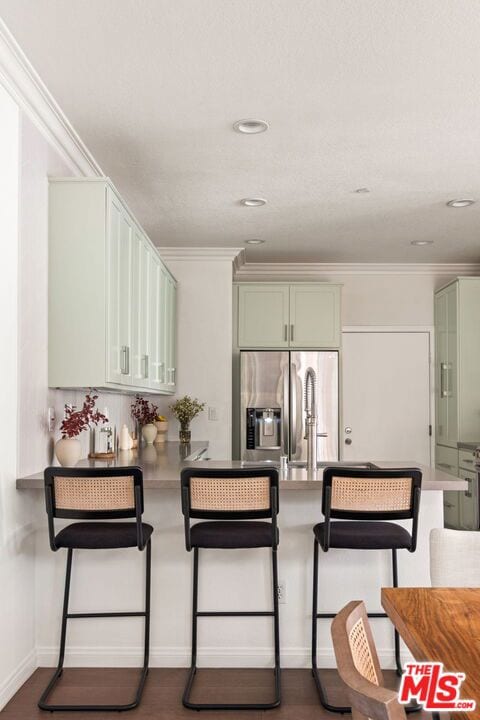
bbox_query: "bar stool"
[39,466,152,712]
[311,467,422,714]
[180,466,280,710]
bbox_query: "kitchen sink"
[240,460,379,470]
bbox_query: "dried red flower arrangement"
[60,392,108,439]
[131,395,159,426]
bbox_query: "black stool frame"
[39,466,151,713]
[312,467,422,715]
[181,466,280,711]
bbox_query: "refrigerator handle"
[291,363,297,457]
[282,365,289,455]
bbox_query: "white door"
[342,331,431,464]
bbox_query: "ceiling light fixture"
[240,197,267,207]
[411,240,434,246]
[354,187,370,193]
[446,199,475,208]
[245,238,265,245]
[233,119,269,134]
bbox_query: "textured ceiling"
[2,0,480,262]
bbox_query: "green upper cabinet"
[106,190,133,386]
[238,284,290,348]
[289,284,341,348]
[435,277,480,449]
[49,178,177,394]
[237,283,341,349]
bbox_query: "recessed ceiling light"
[446,199,475,208]
[245,238,265,245]
[233,119,269,134]
[411,240,434,246]
[240,197,267,207]
[354,187,370,193]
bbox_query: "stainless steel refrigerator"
[240,350,339,463]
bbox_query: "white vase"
[55,437,82,467]
[154,420,168,443]
[142,423,158,444]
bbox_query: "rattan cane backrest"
[53,475,135,512]
[190,476,271,512]
[331,476,412,513]
[348,616,379,685]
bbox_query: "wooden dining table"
[381,588,480,720]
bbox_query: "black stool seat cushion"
[55,521,153,549]
[314,521,412,550]
[190,521,277,549]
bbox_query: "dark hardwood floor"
[2,667,431,719]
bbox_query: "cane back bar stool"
[180,466,280,710]
[39,466,153,712]
[332,601,407,720]
[312,467,422,714]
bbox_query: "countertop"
[17,441,467,491]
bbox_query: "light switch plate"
[208,406,217,421]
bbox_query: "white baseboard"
[36,645,409,669]
[0,650,36,711]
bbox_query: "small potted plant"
[154,414,168,443]
[131,395,159,444]
[169,395,205,443]
[56,392,108,466]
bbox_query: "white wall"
[154,258,233,459]
[0,84,37,709]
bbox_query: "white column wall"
[153,258,234,460]
[0,85,37,709]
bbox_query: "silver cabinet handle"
[284,324,288,342]
[317,433,328,437]
[463,458,474,464]
[121,346,130,375]
[440,362,447,397]
[444,501,454,508]
[172,368,176,384]
[290,324,294,342]
[143,355,149,379]
[438,462,453,469]
[159,362,165,384]
[465,477,473,498]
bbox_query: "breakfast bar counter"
[16,441,467,491]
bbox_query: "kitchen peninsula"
[16,443,465,672]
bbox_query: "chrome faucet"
[304,367,318,471]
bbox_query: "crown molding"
[158,247,244,263]
[0,19,102,177]
[234,260,480,280]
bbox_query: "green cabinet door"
[132,228,151,388]
[106,191,133,386]
[435,291,448,445]
[289,284,341,348]
[238,284,290,348]
[164,274,177,392]
[446,284,458,446]
[435,283,458,448]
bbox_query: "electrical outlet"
[277,580,286,604]
[208,406,218,421]
[47,407,56,432]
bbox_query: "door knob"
[345,427,352,434]
[345,438,352,445]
